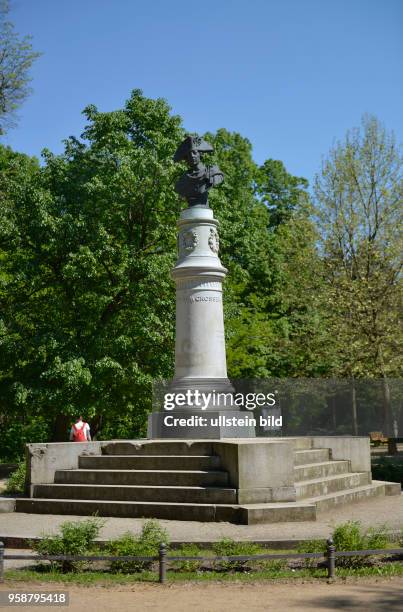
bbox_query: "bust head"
[173,133,223,208]
[186,147,201,169]
[174,134,213,168]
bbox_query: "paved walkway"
[0,494,402,544]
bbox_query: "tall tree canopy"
[314,115,402,432]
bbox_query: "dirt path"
[1,578,402,611]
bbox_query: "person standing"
[69,416,91,442]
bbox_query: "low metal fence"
[0,539,402,584]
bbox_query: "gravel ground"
[0,494,402,545]
[1,577,403,611]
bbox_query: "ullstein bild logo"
[163,390,278,411]
[163,414,283,427]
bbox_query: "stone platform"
[13,437,400,524]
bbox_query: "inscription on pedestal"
[178,295,222,303]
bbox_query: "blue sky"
[3,0,403,185]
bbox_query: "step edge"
[306,483,385,503]
[34,484,236,491]
[80,455,216,459]
[295,472,368,486]
[294,460,349,469]
[16,498,241,509]
[55,468,227,474]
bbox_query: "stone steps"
[78,454,221,471]
[17,438,400,524]
[14,497,317,524]
[294,460,350,482]
[241,481,400,523]
[54,468,229,487]
[17,479,398,524]
[16,485,400,526]
[296,472,370,499]
[238,502,317,524]
[294,449,330,465]
[15,498,238,522]
[33,483,237,504]
[309,481,395,511]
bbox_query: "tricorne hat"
[173,134,214,162]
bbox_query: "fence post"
[0,541,4,583]
[159,543,167,584]
[326,537,336,582]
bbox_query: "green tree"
[0,0,40,133]
[255,158,309,228]
[205,131,327,378]
[314,115,403,433]
[0,92,325,456]
[0,90,183,450]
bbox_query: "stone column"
[148,205,255,439]
[172,205,231,393]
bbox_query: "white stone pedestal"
[172,206,230,389]
[148,205,255,438]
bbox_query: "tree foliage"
[314,115,402,431]
[1,92,399,456]
[0,90,183,449]
[0,0,40,133]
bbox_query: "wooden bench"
[369,431,388,446]
[370,433,403,455]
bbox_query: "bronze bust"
[173,135,224,207]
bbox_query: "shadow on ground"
[306,583,403,610]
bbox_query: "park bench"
[369,431,388,446]
[369,432,403,455]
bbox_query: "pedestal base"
[148,410,256,439]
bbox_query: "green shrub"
[32,517,104,573]
[332,521,389,568]
[4,462,26,494]
[108,520,170,574]
[139,519,169,548]
[107,533,155,573]
[172,544,203,572]
[212,538,262,571]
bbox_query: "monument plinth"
[148,135,254,438]
[172,205,230,392]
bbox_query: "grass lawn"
[5,562,403,585]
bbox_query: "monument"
[148,135,255,438]
[18,134,400,523]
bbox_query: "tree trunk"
[351,377,358,435]
[379,348,393,437]
[382,376,392,437]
